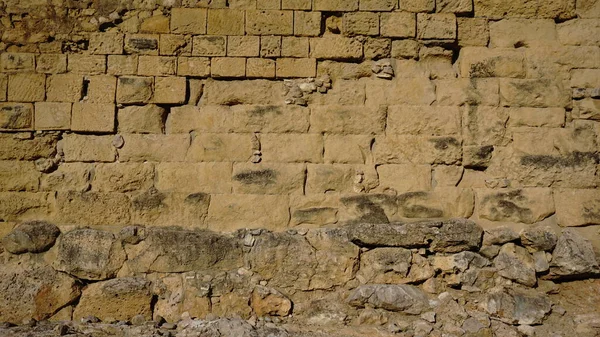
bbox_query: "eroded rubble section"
[1,219,600,336]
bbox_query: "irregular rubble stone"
[494,243,537,287]
[483,226,519,246]
[1,220,60,254]
[251,286,292,317]
[73,277,152,322]
[347,284,430,314]
[482,287,552,325]
[357,247,412,284]
[53,228,126,281]
[478,189,555,224]
[549,229,600,279]
[0,260,81,324]
[520,226,558,252]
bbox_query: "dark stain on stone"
[582,204,600,222]
[341,194,391,224]
[475,145,494,159]
[482,189,534,222]
[128,38,158,50]
[133,189,166,210]
[184,193,210,205]
[234,169,277,186]
[293,207,337,223]
[430,137,460,150]
[520,152,600,169]
[249,105,282,116]
[397,192,444,218]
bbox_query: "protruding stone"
[347,284,430,314]
[1,220,60,254]
[520,226,558,252]
[549,229,600,279]
[482,287,552,325]
[494,243,537,287]
[251,286,292,317]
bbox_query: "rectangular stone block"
[85,75,117,103]
[232,162,305,194]
[476,188,554,224]
[171,8,207,34]
[308,78,366,105]
[46,74,83,102]
[314,0,358,11]
[40,162,92,192]
[206,194,290,231]
[436,0,472,13]
[557,19,600,46]
[462,106,509,146]
[186,133,254,162]
[260,36,282,57]
[473,0,536,19]
[342,12,380,36]
[499,79,570,108]
[71,103,115,133]
[281,37,309,57]
[525,46,600,80]
[310,36,363,60]
[228,0,257,8]
[67,54,106,74]
[554,189,600,227]
[388,105,460,136]
[227,36,260,57]
[34,102,71,130]
[156,162,232,193]
[62,134,116,162]
[0,75,6,101]
[0,192,53,221]
[138,56,176,76]
[417,13,456,40]
[36,54,67,73]
[232,105,309,132]
[118,134,190,162]
[258,0,280,9]
[507,107,565,127]
[457,18,489,46]
[8,73,45,102]
[276,58,316,78]
[246,10,294,35]
[400,0,434,12]
[324,135,373,164]
[193,36,227,56]
[89,33,125,54]
[365,77,436,105]
[0,161,39,191]
[289,194,340,226]
[0,53,35,72]
[391,40,420,58]
[116,76,154,104]
[153,77,187,104]
[261,133,323,163]
[283,0,311,9]
[0,103,32,130]
[140,15,170,33]
[108,55,138,75]
[167,105,233,133]
[360,0,396,10]
[160,34,192,56]
[247,58,275,78]
[56,191,131,226]
[125,34,159,55]
[376,164,432,193]
[571,69,600,88]
[207,9,245,35]
[202,79,284,105]
[305,164,377,194]
[373,135,462,164]
[211,57,246,77]
[457,47,525,78]
[490,19,557,48]
[178,57,211,77]
[294,11,322,36]
[311,105,386,134]
[380,12,416,37]
[93,163,155,193]
[435,78,499,106]
[118,105,165,134]
[131,191,211,228]
[0,133,58,161]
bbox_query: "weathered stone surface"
[251,286,292,317]
[0,261,81,324]
[549,229,600,278]
[124,227,242,273]
[346,218,482,253]
[483,226,519,246]
[499,79,570,108]
[357,247,412,284]
[478,189,555,224]
[373,135,462,165]
[0,103,33,130]
[93,163,154,193]
[0,133,58,160]
[311,105,386,135]
[0,192,54,221]
[483,287,552,325]
[347,284,429,314]
[554,189,600,227]
[387,105,460,136]
[54,228,126,280]
[494,243,537,286]
[207,194,290,232]
[151,273,211,322]
[202,79,284,105]
[0,160,40,192]
[73,277,152,322]
[489,19,557,48]
[56,191,131,226]
[520,226,558,252]
[232,163,305,195]
[1,220,60,254]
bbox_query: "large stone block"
[499,79,570,108]
[310,105,386,134]
[376,164,432,193]
[93,163,154,193]
[137,56,176,76]
[507,107,565,127]
[118,134,190,162]
[557,19,600,46]
[233,105,310,132]
[89,33,124,55]
[166,105,231,133]
[457,18,489,46]
[388,105,460,136]
[289,194,340,226]
[156,162,232,193]
[342,12,379,36]
[71,103,115,133]
[118,105,165,134]
[310,36,363,60]
[187,133,253,162]
[107,55,138,75]
[347,284,429,314]
[131,191,211,227]
[462,106,510,146]
[360,0,396,10]
[62,134,116,162]
[435,78,499,106]
[171,8,207,34]
[0,192,53,221]
[46,73,83,102]
[8,73,45,102]
[0,133,58,160]
[67,55,106,74]
[306,164,378,194]
[247,10,294,35]
[207,9,245,35]
[380,12,416,38]
[40,163,92,192]
[0,161,40,191]
[177,57,211,77]
[206,194,290,231]
[261,133,323,163]
[228,36,260,57]
[124,34,159,55]
[56,191,131,226]
[116,76,154,104]
[0,102,32,130]
[489,19,557,48]
[211,57,246,77]
[554,189,600,227]
[276,58,316,78]
[458,47,525,78]
[417,13,456,40]
[314,0,358,11]
[294,11,322,36]
[202,79,284,105]
[232,162,305,194]
[0,53,35,72]
[373,135,462,165]
[365,78,436,105]
[324,135,373,164]
[477,188,555,224]
[153,77,186,104]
